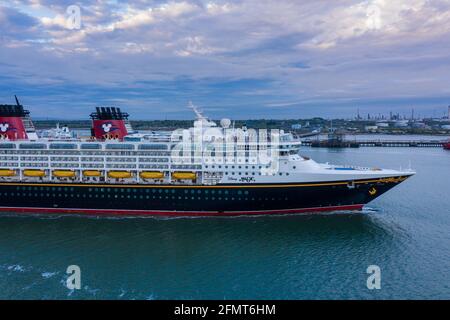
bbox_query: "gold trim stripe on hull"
[0,176,409,189]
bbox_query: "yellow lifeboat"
[140,171,164,179]
[108,171,132,179]
[0,169,16,177]
[23,169,46,177]
[83,170,102,177]
[172,172,197,180]
[53,170,76,178]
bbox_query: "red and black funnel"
[0,97,29,140]
[90,107,129,140]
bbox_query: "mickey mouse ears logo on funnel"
[98,122,120,139]
[0,122,16,139]
[102,123,113,133]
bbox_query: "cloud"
[0,0,449,119]
[0,5,39,38]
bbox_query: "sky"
[0,0,450,120]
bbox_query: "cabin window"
[19,143,46,149]
[106,144,135,150]
[138,144,167,150]
[0,143,15,149]
[50,143,77,149]
[81,144,101,150]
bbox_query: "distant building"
[365,125,378,132]
[291,124,302,130]
[441,124,450,130]
[376,122,389,128]
[411,122,426,129]
[394,120,409,128]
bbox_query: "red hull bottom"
[0,204,364,217]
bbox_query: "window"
[106,144,135,150]
[49,143,77,149]
[81,143,101,150]
[19,143,46,149]
[0,143,15,149]
[138,144,168,150]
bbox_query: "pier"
[301,139,446,148]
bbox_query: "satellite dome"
[220,118,231,128]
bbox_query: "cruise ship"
[0,98,414,217]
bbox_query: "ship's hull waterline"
[0,175,410,217]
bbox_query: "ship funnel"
[0,96,31,140]
[90,106,130,140]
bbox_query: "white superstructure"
[0,107,413,185]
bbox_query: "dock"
[301,139,446,147]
